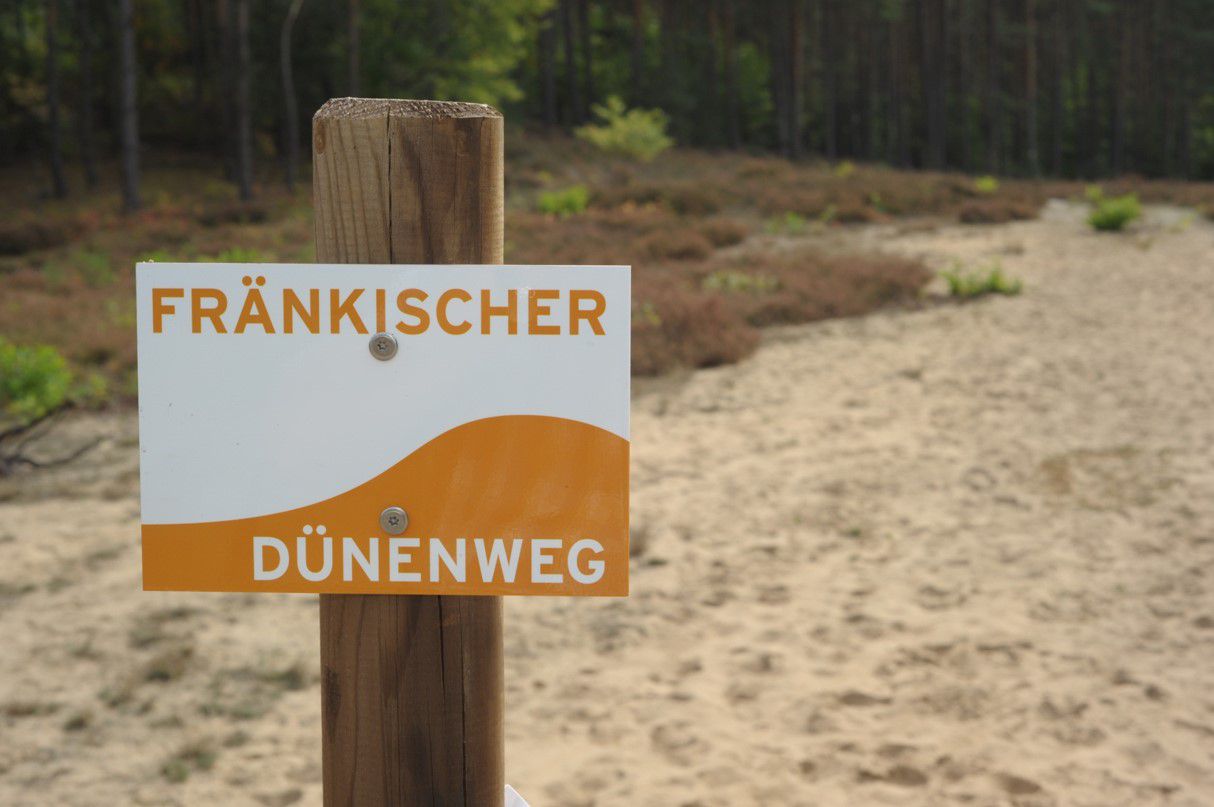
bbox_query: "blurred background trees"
[4,0,1214,210]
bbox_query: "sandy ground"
[1,202,1213,806]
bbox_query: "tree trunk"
[578,0,594,111]
[722,0,740,147]
[235,0,253,200]
[630,0,645,105]
[770,5,790,156]
[539,11,558,126]
[789,0,804,159]
[280,0,304,192]
[348,0,360,95]
[46,0,67,198]
[561,0,582,123]
[919,0,947,169]
[822,0,836,160]
[76,0,98,187]
[116,0,140,212]
[217,0,236,181]
[1111,2,1127,175]
[1025,0,1039,175]
[985,0,1000,172]
[1050,0,1065,175]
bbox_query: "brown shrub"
[591,182,664,209]
[659,183,723,216]
[591,181,721,216]
[196,200,270,227]
[701,250,931,327]
[833,202,885,224]
[0,219,78,256]
[698,218,749,247]
[756,186,831,217]
[957,199,1039,224]
[638,228,713,260]
[632,278,759,375]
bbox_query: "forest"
[4,0,1214,213]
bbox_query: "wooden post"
[312,98,505,806]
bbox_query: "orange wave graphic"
[142,415,628,596]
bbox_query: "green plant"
[0,339,72,425]
[1088,193,1141,231]
[833,160,856,178]
[941,261,1023,298]
[702,270,780,294]
[537,185,590,217]
[575,96,674,161]
[765,211,808,235]
[974,175,1000,194]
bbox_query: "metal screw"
[369,332,398,361]
[379,506,408,535]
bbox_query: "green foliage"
[361,0,553,106]
[974,175,1000,194]
[536,185,589,217]
[702,270,779,295]
[1088,193,1142,232]
[0,339,72,425]
[575,96,674,162]
[765,211,808,235]
[941,261,1023,299]
[833,160,856,178]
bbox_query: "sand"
[1,201,1213,806]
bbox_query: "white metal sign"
[136,263,630,596]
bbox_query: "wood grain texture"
[313,97,505,807]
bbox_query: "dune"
[1,202,1212,806]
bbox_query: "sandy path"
[1,202,1212,806]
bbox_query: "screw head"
[369,332,398,361]
[379,506,408,535]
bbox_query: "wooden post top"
[314,97,502,120]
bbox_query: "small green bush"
[765,211,808,235]
[833,160,856,179]
[941,261,1023,299]
[1088,193,1141,232]
[974,175,1000,195]
[537,185,590,217]
[0,339,73,424]
[575,96,674,162]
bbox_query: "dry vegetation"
[4,134,1214,398]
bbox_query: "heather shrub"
[698,218,749,247]
[196,200,269,227]
[706,251,931,327]
[638,229,713,260]
[958,199,1038,224]
[631,279,758,375]
[0,219,77,256]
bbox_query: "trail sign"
[137,262,630,596]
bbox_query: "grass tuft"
[941,261,1023,298]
